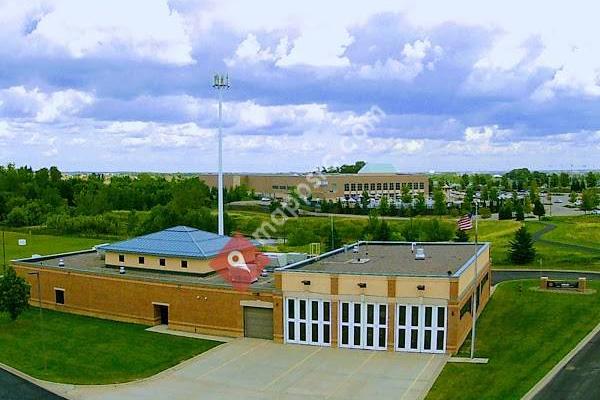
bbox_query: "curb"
[492,269,600,275]
[521,320,600,400]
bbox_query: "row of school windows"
[272,185,294,190]
[344,182,425,192]
[118,254,188,269]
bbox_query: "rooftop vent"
[415,248,425,260]
[349,258,370,264]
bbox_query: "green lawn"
[0,230,104,264]
[427,280,600,400]
[0,308,221,384]
[542,215,600,249]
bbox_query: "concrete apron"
[4,338,448,400]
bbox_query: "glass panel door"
[340,301,387,350]
[285,298,331,346]
[395,304,447,353]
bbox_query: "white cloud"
[225,34,290,66]
[5,0,194,65]
[357,39,442,81]
[0,86,94,122]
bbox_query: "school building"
[197,163,429,202]
[12,226,490,355]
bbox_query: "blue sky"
[0,0,599,173]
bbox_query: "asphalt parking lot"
[0,368,65,400]
[533,328,600,400]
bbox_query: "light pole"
[470,199,479,359]
[213,73,230,236]
[2,231,6,274]
[28,271,47,372]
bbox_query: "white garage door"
[396,304,446,353]
[339,301,388,350]
[285,298,331,346]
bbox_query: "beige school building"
[197,170,429,202]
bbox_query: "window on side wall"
[118,254,125,263]
[55,289,65,305]
[460,297,472,319]
[159,258,166,267]
[139,256,145,265]
[181,260,188,268]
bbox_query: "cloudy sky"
[1,0,599,173]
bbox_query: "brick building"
[13,227,490,355]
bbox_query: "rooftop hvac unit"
[415,248,425,260]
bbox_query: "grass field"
[0,230,104,264]
[427,280,600,400]
[0,308,221,384]
[542,216,600,249]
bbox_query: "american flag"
[457,214,473,230]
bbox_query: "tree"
[515,202,525,221]
[433,189,446,215]
[461,174,470,189]
[400,185,412,207]
[378,196,390,216]
[498,204,513,220]
[581,189,599,213]
[508,226,536,264]
[0,266,31,320]
[533,199,546,220]
[569,191,578,204]
[363,210,381,239]
[454,229,469,242]
[376,219,392,241]
[422,219,454,241]
[523,197,532,214]
[360,190,370,210]
[414,193,426,215]
[586,172,597,188]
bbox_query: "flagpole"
[470,200,479,359]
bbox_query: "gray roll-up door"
[244,307,273,339]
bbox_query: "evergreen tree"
[533,199,546,220]
[508,226,536,264]
[454,229,469,242]
[498,203,513,220]
[515,202,525,221]
[376,219,392,241]
[0,266,31,320]
[433,189,446,215]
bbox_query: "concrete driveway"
[49,339,447,400]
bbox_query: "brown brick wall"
[15,264,277,339]
[446,261,492,354]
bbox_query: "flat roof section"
[15,251,275,291]
[288,242,488,277]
